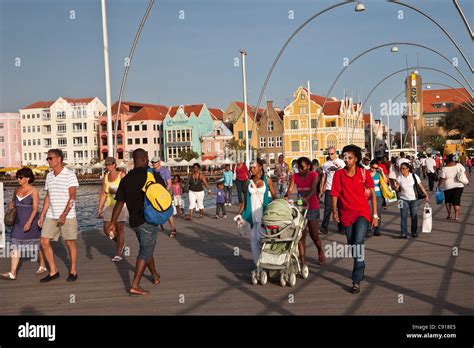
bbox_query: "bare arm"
[319,173,327,197]
[305,174,319,204]
[201,173,211,193]
[284,178,295,199]
[97,176,108,217]
[331,196,339,222]
[38,192,49,227]
[267,176,277,199]
[24,189,39,231]
[166,179,172,191]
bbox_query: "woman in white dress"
[236,159,276,264]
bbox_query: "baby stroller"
[251,199,309,287]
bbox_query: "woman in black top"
[186,163,212,220]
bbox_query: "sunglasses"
[371,166,378,169]
[151,161,158,164]
[329,152,335,155]
[16,176,25,180]
[46,156,57,161]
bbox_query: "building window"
[33,153,36,160]
[276,136,282,147]
[57,111,66,119]
[128,139,133,145]
[102,138,107,146]
[27,114,30,119]
[0,123,3,129]
[142,138,148,144]
[206,142,211,153]
[127,125,132,132]
[267,121,274,131]
[291,120,298,129]
[311,119,317,128]
[58,138,67,146]
[27,126,31,133]
[291,141,300,152]
[142,124,147,131]
[32,139,36,146]
[118,151,123,159]
[57,124,67,133]
[23,140,26,146]
[238,131,243,139]
[117,136,123,145]
[1,149,5,157]
[135,138,140,144]
[37,125,40,132]
[312,139,318,151]
[326,136,337,149]
[134,125,139,131]
[0,136,4,142]
[268,137,274,148]
[23,127,26,133]
[260,137,266,148]
[28,140,31,146]
[300,106,307,115]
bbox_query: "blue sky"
[0,0,472,131]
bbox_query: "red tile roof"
[103,101,169,119]
[168,104,204,118]
[62,97,95,105]
[21,100,56,109]
[126,106,167,122]
[302,88,344,115]
[209,108,224,120]
[422,88,473,114]
[234,101,264,121]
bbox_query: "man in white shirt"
[420,155,427,179]
[425,155,437,191]
[38,149,79,283]
[319,147,345,233]
[396,152,410,169]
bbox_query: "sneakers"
[319,227,328,234]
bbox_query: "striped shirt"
[45,167,79,219]
[371,171,382,197]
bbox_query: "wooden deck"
[1,179,473,315]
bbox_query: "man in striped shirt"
[38,149,79,283]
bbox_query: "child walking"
[172,175,184,217]
[216,182,227,218]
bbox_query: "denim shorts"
[306,209,320,221]
[132,222,159,262]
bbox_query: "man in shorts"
[107,149,166,295]
[38,149,79,283]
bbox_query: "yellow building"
[232,102,263,149]
[283,86,365,164]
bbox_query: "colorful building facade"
[283,86,365,164]
[0,113,22,168]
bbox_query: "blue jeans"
[224,185,232,204]
[344,216,368,284]
[367,196,383,235]
[278,182,288,198]
[400,199,421,236]
[132,222,159,262]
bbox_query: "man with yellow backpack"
[107,148,172,296]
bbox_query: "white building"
[19,97,106,166]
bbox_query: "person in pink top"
[284,157,325,266]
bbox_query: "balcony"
[73,129,84,133]
[44,144,52,148]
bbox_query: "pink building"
[201,121,234,161]
[0,113,22,168]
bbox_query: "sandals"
[129,288,150,296]
[36,266,48,275]
[350,283,360,294]
[111,256,123,262]
[152,273,161,285]
[0,272,16,280]
[170,229,177,238]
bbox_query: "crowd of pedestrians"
[2,146,471,296]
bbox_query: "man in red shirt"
[331,145,379,294]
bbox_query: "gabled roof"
[168,104,205,118]
[202,121,233,137]
[301,87,351,115]
[422,88,473,114]
[209,108,224,120]
[21,97,96,110]
[126,106,167,122]
[234,101,264,118]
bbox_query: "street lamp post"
[240,49,250,168]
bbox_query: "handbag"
[361,168,371,200]
[422,203,432,233]
[455,165,469,185]
[435,188,444,205]
[412,173,426,200]
[4,205,17,226]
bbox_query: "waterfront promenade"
[1,182,473,315]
